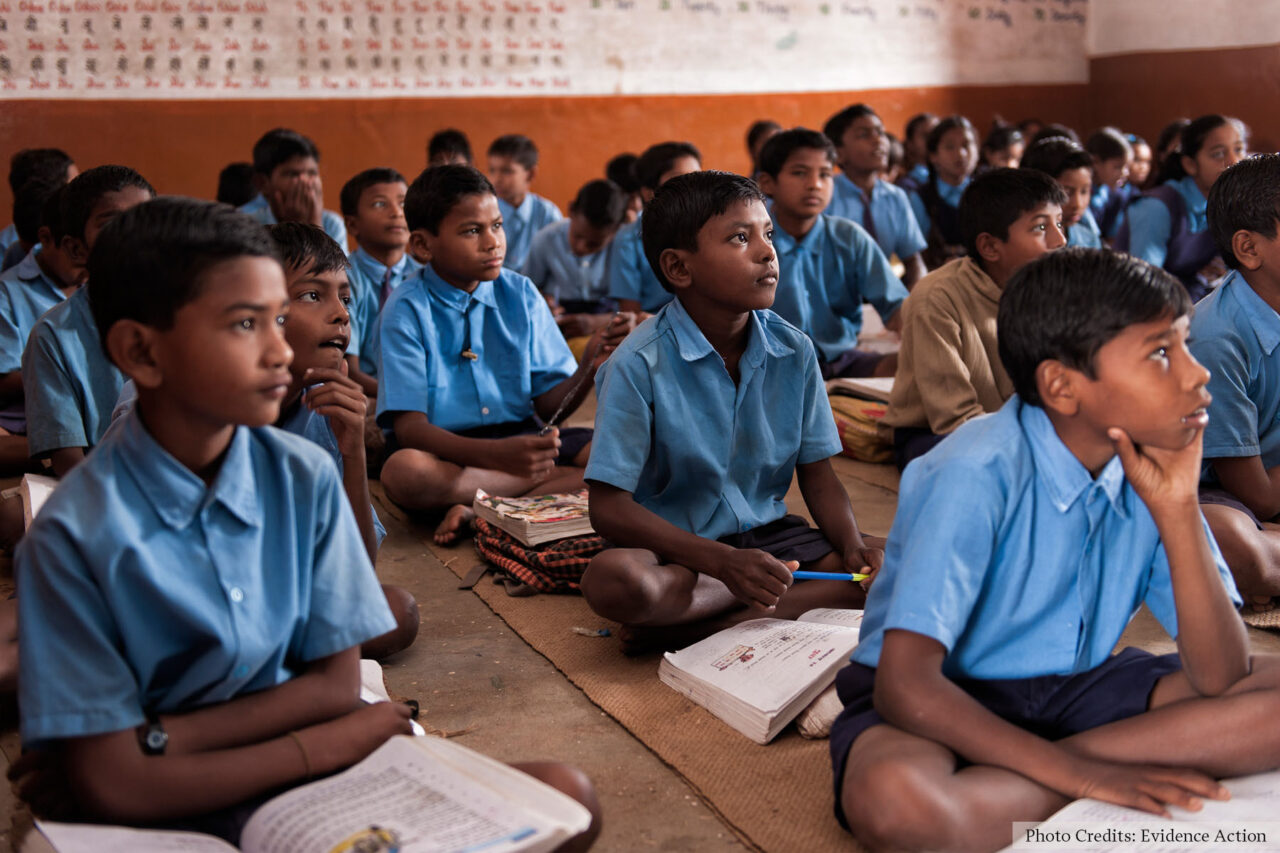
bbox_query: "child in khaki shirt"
[885,169,1066,469]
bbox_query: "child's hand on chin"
[1108,425,1204,515]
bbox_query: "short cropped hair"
[216,162,256,207]
[339,167,408,217]
[570,180,627,229]
[87,197,280,361]
[823,104,878,150]
[982,122,1024,155]
[746,120,781,153]
[605,153,640,194]
[252,128,321,177]
[8,148,74,195]
[60,165,155,242]
[998,247,1190,407]
[1085,127,1133,165]
[404,165,495,235]
[960,168,1067,261]
[428,129,473,165]
[1020,138,1093,180]
[40,185,69,244]
[635,142,702,192]
[267,222,351,277]
[13,179,63,246]
[487,134,538,171]
[1207,153,1280,270]
[756,128,836,179]
[641,170,766,292]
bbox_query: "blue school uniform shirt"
[0,247,70,373]
[908,176,968,235]
[1067,208,1103,249]
[376,265,577,433]
[522,219,609,304]
[0,223,18,255]
[606,212,672,313]
[1189,270,1280,479]
[345,248,422,378]
[585,297,842,541]
[827,173,928,262]
[1125,176,1207,270]
[16,407,395,747]
[498,192,563,272]
[238,193,349,249]
[22,286,124,457]
[852,396,1240,680]
[770,214,907,362]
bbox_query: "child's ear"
[755,173,777,198]
[1232,230,1264,271]
[407,230,431,264]
[975,232,1001,265]
[106,320,163,390]
[61,235,89,267]
[526,164,538,184]
[1036,359,1080,417]
[659,248,693,291]
[344,214,359,235]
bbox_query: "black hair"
[339,167,408,217]
[1084,127,1133,165]
[886,132,904,171]
[635,142,702,192]
[267,222,351,276]
[1155,114,1248,185]
[823,104,879,150]
[40,184,68,244]
[251,128,321,177]
[746,120,782,155]
[8,148,74,195]
[1155,119,1190,160]
[428,128,473,165]
[756,128,836,179]
[982,121,1024,158]
[487,134,538,171]
[959,168,1067,261]
[570,179,627,229]
[60,165,155,242]
[216,162,256,207]
[998,247,1190,407]
[87,197,281,361]
[404,165,495,234]
[1029,123,1081,147]
[13,178,63,246]
[904,112,937,142]
[641,170,766,292]
[605,153,641,194]
[925,116,976,183]
[1020,138,1094,180]
[1206,153,1280,271]
[1017,118,1045,136]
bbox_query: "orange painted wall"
[0,84,1087,221]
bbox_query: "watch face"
[145,727,167,752]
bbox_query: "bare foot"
[433,504,475,546]
[1248,594,1277,613]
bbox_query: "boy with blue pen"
[581,171,880,652]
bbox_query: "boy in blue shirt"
[239,128,348,248]
[1021,137,1104,249]
[1,148,77,266]
[338,167,420,398]
[23,165,154,476]
[377,165,633,545]
[524,178,628,343]
[268,222,419,660]
[606,141,702,315]
[831,247,1278,852]
[756,128,906,379]
[487,134,562,271]
[823,105,928,288]
[582,171,879,649]
[1190,154,1280,611]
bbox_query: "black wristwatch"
[136,712,168,756]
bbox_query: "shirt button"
[229,587,245,603]
[481,407,490,415]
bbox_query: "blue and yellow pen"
[792,570,870,582]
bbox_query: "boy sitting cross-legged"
[581,171,880,651]
[831,247,1280,853]
[376,165,633,544]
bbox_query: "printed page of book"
[36,821,238,853]
[797,609,865,629]
[21,474,58,529]
[240,735,590,853]
[661,618,860,715]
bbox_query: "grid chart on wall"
[0,0,1087,100]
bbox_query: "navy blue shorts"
[828,647,1183,829]
[1200,487,1265,530]
[716,513,835,567]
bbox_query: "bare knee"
[1204,505,1280,595]
[844,759,965,852]
[380,450,450,510]
[580,550,660,623]
[511,761,600,852]
[360,584,420,661]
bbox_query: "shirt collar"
[935,176,968,208]
[770,214,826,257]
[350,247,409,280]
[119,407,262,530]
[13,248,64,298]
[664,298,794,367]
[1019,399,1128,516]
[1176,176,1208,217]
[1223,270,1280,355]
[506,195,534,224]
[423,264,498,310]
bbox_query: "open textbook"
[659,608,863,744]
[33,734,592,853]
[1002,769,1280,852]
[826,376,894,403]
